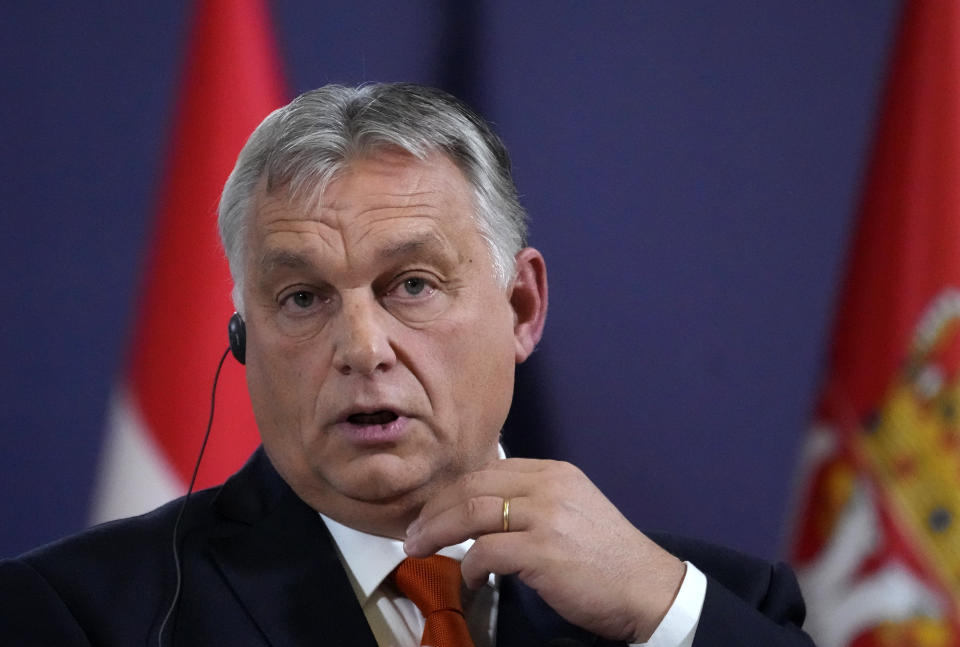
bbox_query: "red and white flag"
[791,2,960,646]
[91,0,286,522]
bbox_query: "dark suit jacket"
[0,448,814,646]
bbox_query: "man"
[0,83,814,646]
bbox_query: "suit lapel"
[207,449,378,647]
[203,449,617,647]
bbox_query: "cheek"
[427,305,517,433]
[245,329,330,431]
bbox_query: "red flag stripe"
[126,0,286,490]
[822,1,960,428]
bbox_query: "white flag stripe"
[90,387,184,524]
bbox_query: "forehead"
[326,149,472,204]
[247,150,488,273]
[256,150,477,234]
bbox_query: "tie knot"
[392,555,464,615]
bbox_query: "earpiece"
[158,314,247,644]
[158,345,231,646]
[228,312,246,364]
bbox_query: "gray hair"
[218,82,528,313]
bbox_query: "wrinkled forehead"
[241,153,502,289]
[253,148,479,228]
[264,142,470,202]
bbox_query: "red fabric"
[820,0,960,429]
[127,0,286,488]
[792,2,960,644]
[393,556,475,647]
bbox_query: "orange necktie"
[392,555,476,647]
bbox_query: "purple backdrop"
[0,1,899,560]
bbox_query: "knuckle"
[469,534,492,559]
[543,459,573,480]
[546,460,587,492]
[463,496,485,524]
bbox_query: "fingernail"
[404,534,423,554]
[406,517,421,537]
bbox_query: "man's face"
[242,150,525,536]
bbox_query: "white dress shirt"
[319,513,705,647]
[321,513,499,647]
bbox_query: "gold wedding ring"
[502,497,511,532]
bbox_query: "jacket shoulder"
[14,486,219,570]
[0,488,221,645]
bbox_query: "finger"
[411,468,536,533]
[404,495,531,558]
[484,457,553,473]
[460,531,537,589]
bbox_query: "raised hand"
[403,458,686,642]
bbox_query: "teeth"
[348,411,398,425]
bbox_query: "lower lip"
[336,416,410,446]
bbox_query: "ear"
[509,247,548,363]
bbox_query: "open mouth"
[347,410,399,425]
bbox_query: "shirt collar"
[320,513,478,602]
[319,444,506,602]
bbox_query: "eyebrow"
[258,233,452,275]
[259,249,311,275]
[379,236,431,259]
[375,233,456,266]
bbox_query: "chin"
[326,454,436,504]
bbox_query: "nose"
[331,295,397,376]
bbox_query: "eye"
[279,288,325,315]
[386,274,437,301]
[402,277,427,296]
[290,291,314,308]
[383,273,447,321]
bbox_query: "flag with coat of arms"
[790,2,960,645]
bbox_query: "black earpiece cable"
[156,346,231,647]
